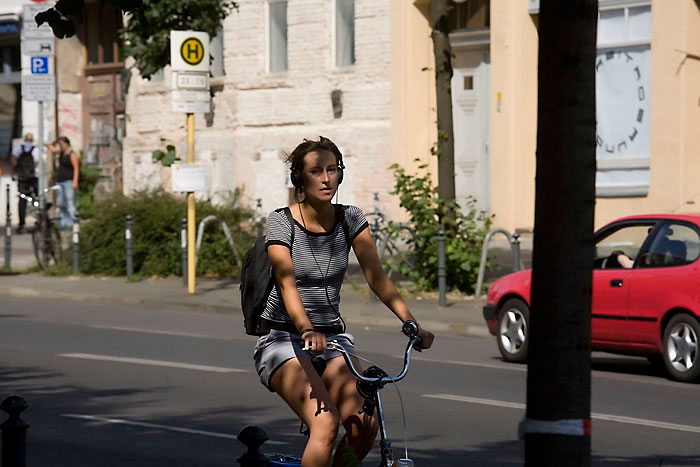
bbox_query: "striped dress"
[261,204,369,328]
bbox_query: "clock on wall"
[595,48,651,159]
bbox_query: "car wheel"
[662,314,700,382]
[497,298,529,363]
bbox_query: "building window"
[84,2,123,67]
[595,3,651,197]
[449,0,490,31]
[334,0,355,67]
[268,0,288,73]
[210,28,225,77]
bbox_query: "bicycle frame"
[327,320,422,467]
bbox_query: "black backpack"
[15,146,35,180]
[240,204,351,336]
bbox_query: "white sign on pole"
[22,75,56,101]
[22,4,54,39]
[175,72,209,90]
[170,31,211,113]
[172,165,210,192]
[170,31,210,72]
[172,101,211,113]
[23,37,55,56]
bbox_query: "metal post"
[72,212,80,274]
[369,192,380,302]
[186,113,196,294]
[255,198,263,238]
[4,184,11,269]
[511,232,522,272]
[181,217,188,287]
[236,425,271,466]
[125,215,133,280]
[1,395,30,467]
[437,228,447,307]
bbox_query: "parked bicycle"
[18,185,63,269]
[363,193,417,277]
[263,321,423,467]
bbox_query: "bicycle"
[18,185,64,269]
[261,321,423,467]
[363,193,417,278]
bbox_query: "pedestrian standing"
[46,136,79,229]
[10,133,39,234]
[253,136,434,466]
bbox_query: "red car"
[483,214,700,382]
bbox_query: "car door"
[592,221,657,342]
[627,221,700,346]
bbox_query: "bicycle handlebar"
[326,320,422,385]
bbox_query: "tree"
[429,0,456,208]
[34,0,238,80]
[524,1,598,465]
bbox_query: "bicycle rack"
[475,228,525,298]
[195,215,241,266]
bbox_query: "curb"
[0,286,492,339]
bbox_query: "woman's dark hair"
[56,136,70,146]
[285,136,344,192]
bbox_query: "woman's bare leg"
[270,357,341,467]
[322,356,379,466]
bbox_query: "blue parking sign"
[30,56,49,74]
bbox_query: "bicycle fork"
[374,391,395,467]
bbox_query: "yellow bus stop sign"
[180,37,204,66]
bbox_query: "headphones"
[290,158,345,191]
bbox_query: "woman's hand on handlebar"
[301,330,327,354]
[415,327,434,352]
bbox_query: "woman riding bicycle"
[253,136,434,467]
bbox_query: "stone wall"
[123,0,394,216]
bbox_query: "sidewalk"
[0,273,491,338]
[0,225,532,339]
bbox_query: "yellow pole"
[187,113,196,294]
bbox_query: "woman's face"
[300,150,340,202]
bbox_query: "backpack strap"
[334,204,352,250]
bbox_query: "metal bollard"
[236,425,270,466]
[369,192,380,303]
[4,184,11,270]
[125,215,133,280]
[72,212,80,274]
[511,232,522,272]
[181,217,188,287]
[255,198,263,238]
[1,395,30,467]
[437,228,447,307]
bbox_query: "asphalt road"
[1,296,699,466]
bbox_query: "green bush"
[77,165,100,214]
[79,189,255,278]
[383,161,492,295]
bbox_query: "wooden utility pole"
[524,1,598,465]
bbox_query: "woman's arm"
[71,152,80,189]
[353,228,434,349]
[267,244,327,352]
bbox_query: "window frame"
[594,1,651,198]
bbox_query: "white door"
[451,48,490,215]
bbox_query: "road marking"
[58,353,247,373]
[61,414,287,445]
[87,325,232,340]
[424,394,700,435]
